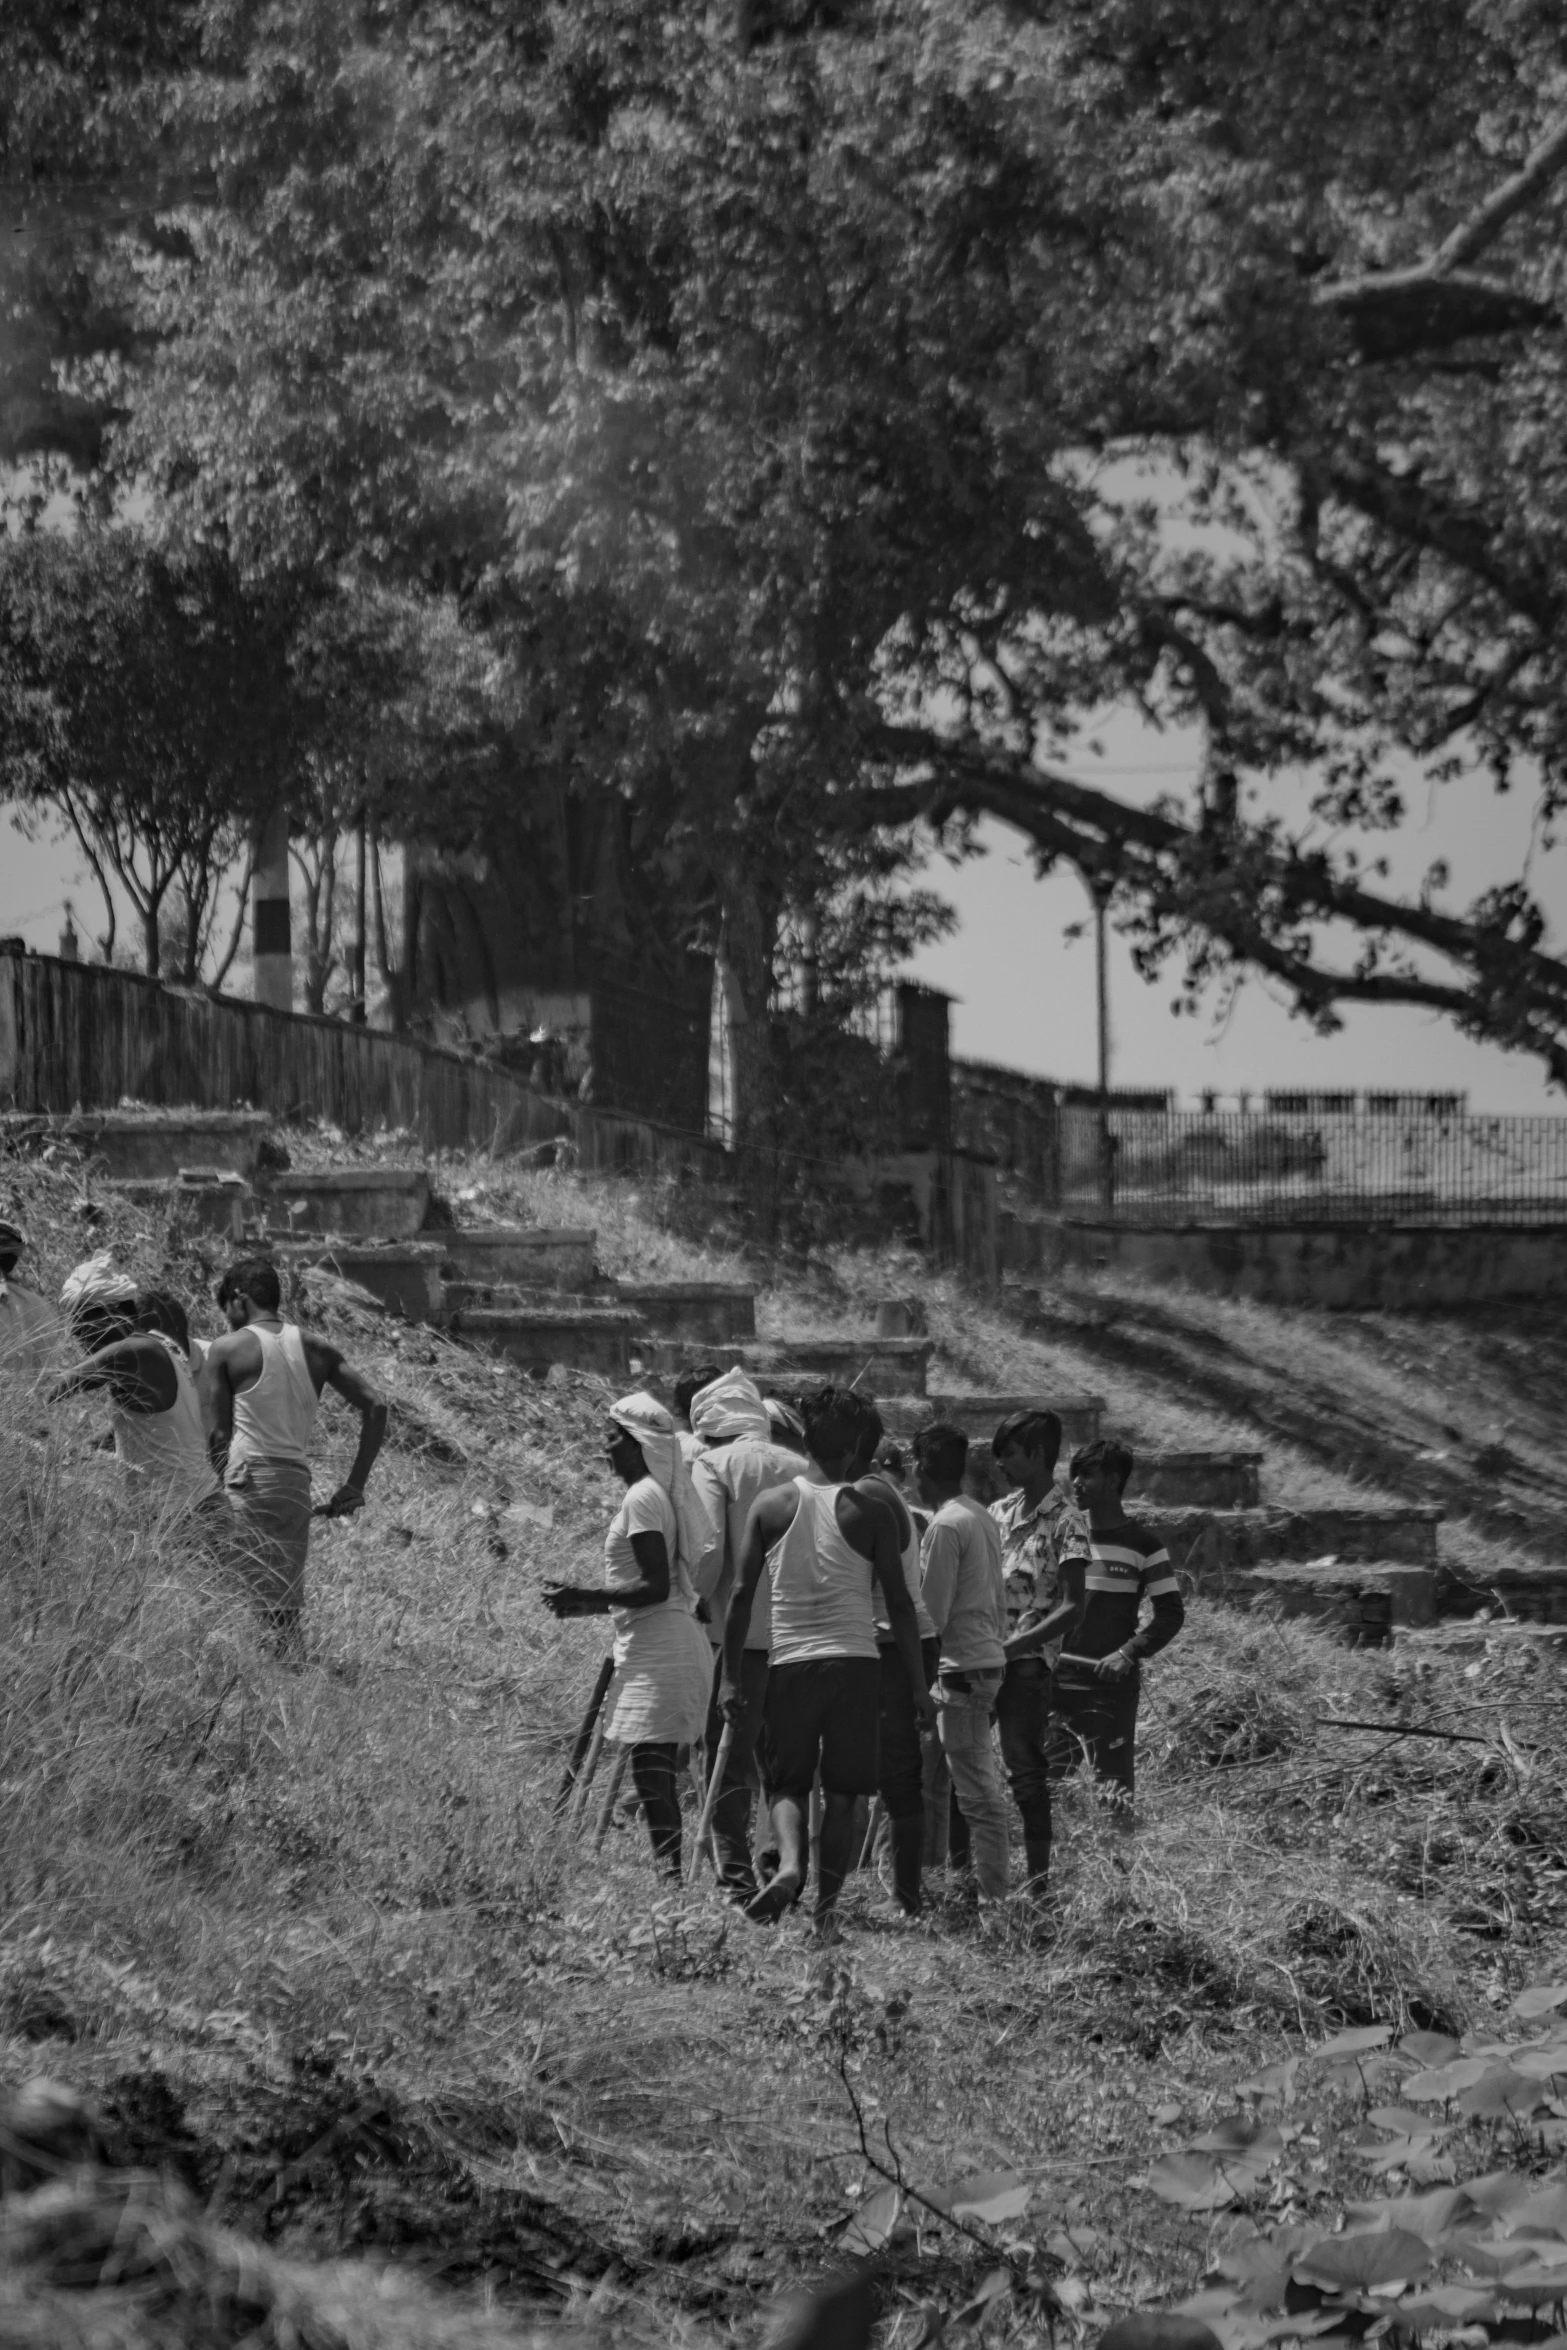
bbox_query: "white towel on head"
[608,1391,716,1592]
[690,1367,770,1446]
[60,1253,136,1312]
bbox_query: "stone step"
[1146,1502,1442,1578]
[878,1392,1106,1449]
[613,1281,757,1345]
[439,1226,597,1291]
[3,1109,270,1181]
[252,1167,431,1240]
[1238,1560,1436,1637]
[1442,1564,1567,1627]
[636,1336,933,1397]
[455,1304,640,1379]
[106,1175,250,1240]
[1129,1450,1263,1509]
[273,1240,448,1324]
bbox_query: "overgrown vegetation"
[3,1132,1567,2348]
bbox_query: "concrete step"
[272,1239,448,1324]
[637,1336,933,1397]
[440,1226,597,1291]
[1129,1450,1263,1509]
[455,1304,640,1379]
[1238,1559,1436,1636]
[613,1281,757,1345]
[3,1109,270,1181]
[1146,1502,1442,1578]
[879,1392,1106,1450]
[253,1167,431,1239]
[1441,1564,1567,1627]
[106,1174,250,1240]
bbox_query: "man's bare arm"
[197,1334,241,1468]
[722,1484,794,1710]
[850,1491,935,1730]
[310,1340,389,1513]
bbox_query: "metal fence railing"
[1045,1106,1567,1226]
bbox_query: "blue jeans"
[936,1668,1009,1899]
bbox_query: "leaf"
[1342,2188,1473,2243]
[1312,2025,1394,2061]
[1395,2286,1503,2328]
[1294,2229,1434,2294]
[953,2270,1012,2327]
[839,2184,901,2255]
[1190,2121,1286,2158]
[1511,2044,1567,2080]
[926,2171,1031,2227]
[1455,2065,1549,2120]
[1510,2186,1567,2242]
[1514,1986,1567,2020]
[1148,2152,1245,2211]
[1492,2266,1567,2307]
[1234,2058,1299,2106]
[1361,2133,1456,2178]
[1402,2056,1494,2101]
[1462,2172,1539,2219]
[1364,2108,1450,2139]
[1397,2031,1462,2067]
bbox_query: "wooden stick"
[687,1723,735,1883]
[556,1655,615,1815]
[591,1745,630,1852]
[566,1715,608,1836]
[1312,1715,1497,1746]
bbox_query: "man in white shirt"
[916,1422,1011,1906]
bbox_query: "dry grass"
[5,1132,1567,2346]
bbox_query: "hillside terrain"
[3,1124,1567,2349]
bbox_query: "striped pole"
[251,803,292,1010]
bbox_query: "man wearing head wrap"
[544,1392,717,1879]
[54,1278,223,1522]
[721,1387,935,1939]
[0,1219,64,1384]
[686,1371,815,1906]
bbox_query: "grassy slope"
[3,1133,1566,2346]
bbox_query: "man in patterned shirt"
[987,1410,1090,1896]
[1048,1436,1184,1820]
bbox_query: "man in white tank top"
[200,1257,388,1654]
[54,1283,223,1520]
[721,1387,934,1937]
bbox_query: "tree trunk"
[143,898,161,978]
[715,861,777,1159]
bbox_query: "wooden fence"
[0,946,731,1178]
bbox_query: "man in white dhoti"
[543,1392,715,1879]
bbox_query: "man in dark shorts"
[1049,1437,1184,1819]
[721,1387,934,1938]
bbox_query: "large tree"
[10,1,1567,1111]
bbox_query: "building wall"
[1003,1215,1567,1309]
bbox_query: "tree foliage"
[7,1,1567,1111]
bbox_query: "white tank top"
[113,1336,221,1510]
[863,1475,938,1642]
[766,1479,878,1668]
[231,1323,318,1467]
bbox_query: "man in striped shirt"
[1048,1438,1184,1818]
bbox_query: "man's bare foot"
[744,1869,802,1924]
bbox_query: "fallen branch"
[1312,1716,1497,1746]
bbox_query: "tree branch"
[1432,111,1567,275]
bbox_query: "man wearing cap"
[0,1218,63,1382]
[988,1409,1089,1898]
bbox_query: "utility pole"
[351,810,368,1024]
[1092,875,1115,1212]
[251,804,293,1011]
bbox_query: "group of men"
[668,1365,1185,1936]
[1,1227,387,1654]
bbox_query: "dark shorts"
[760,1656,881,1802]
